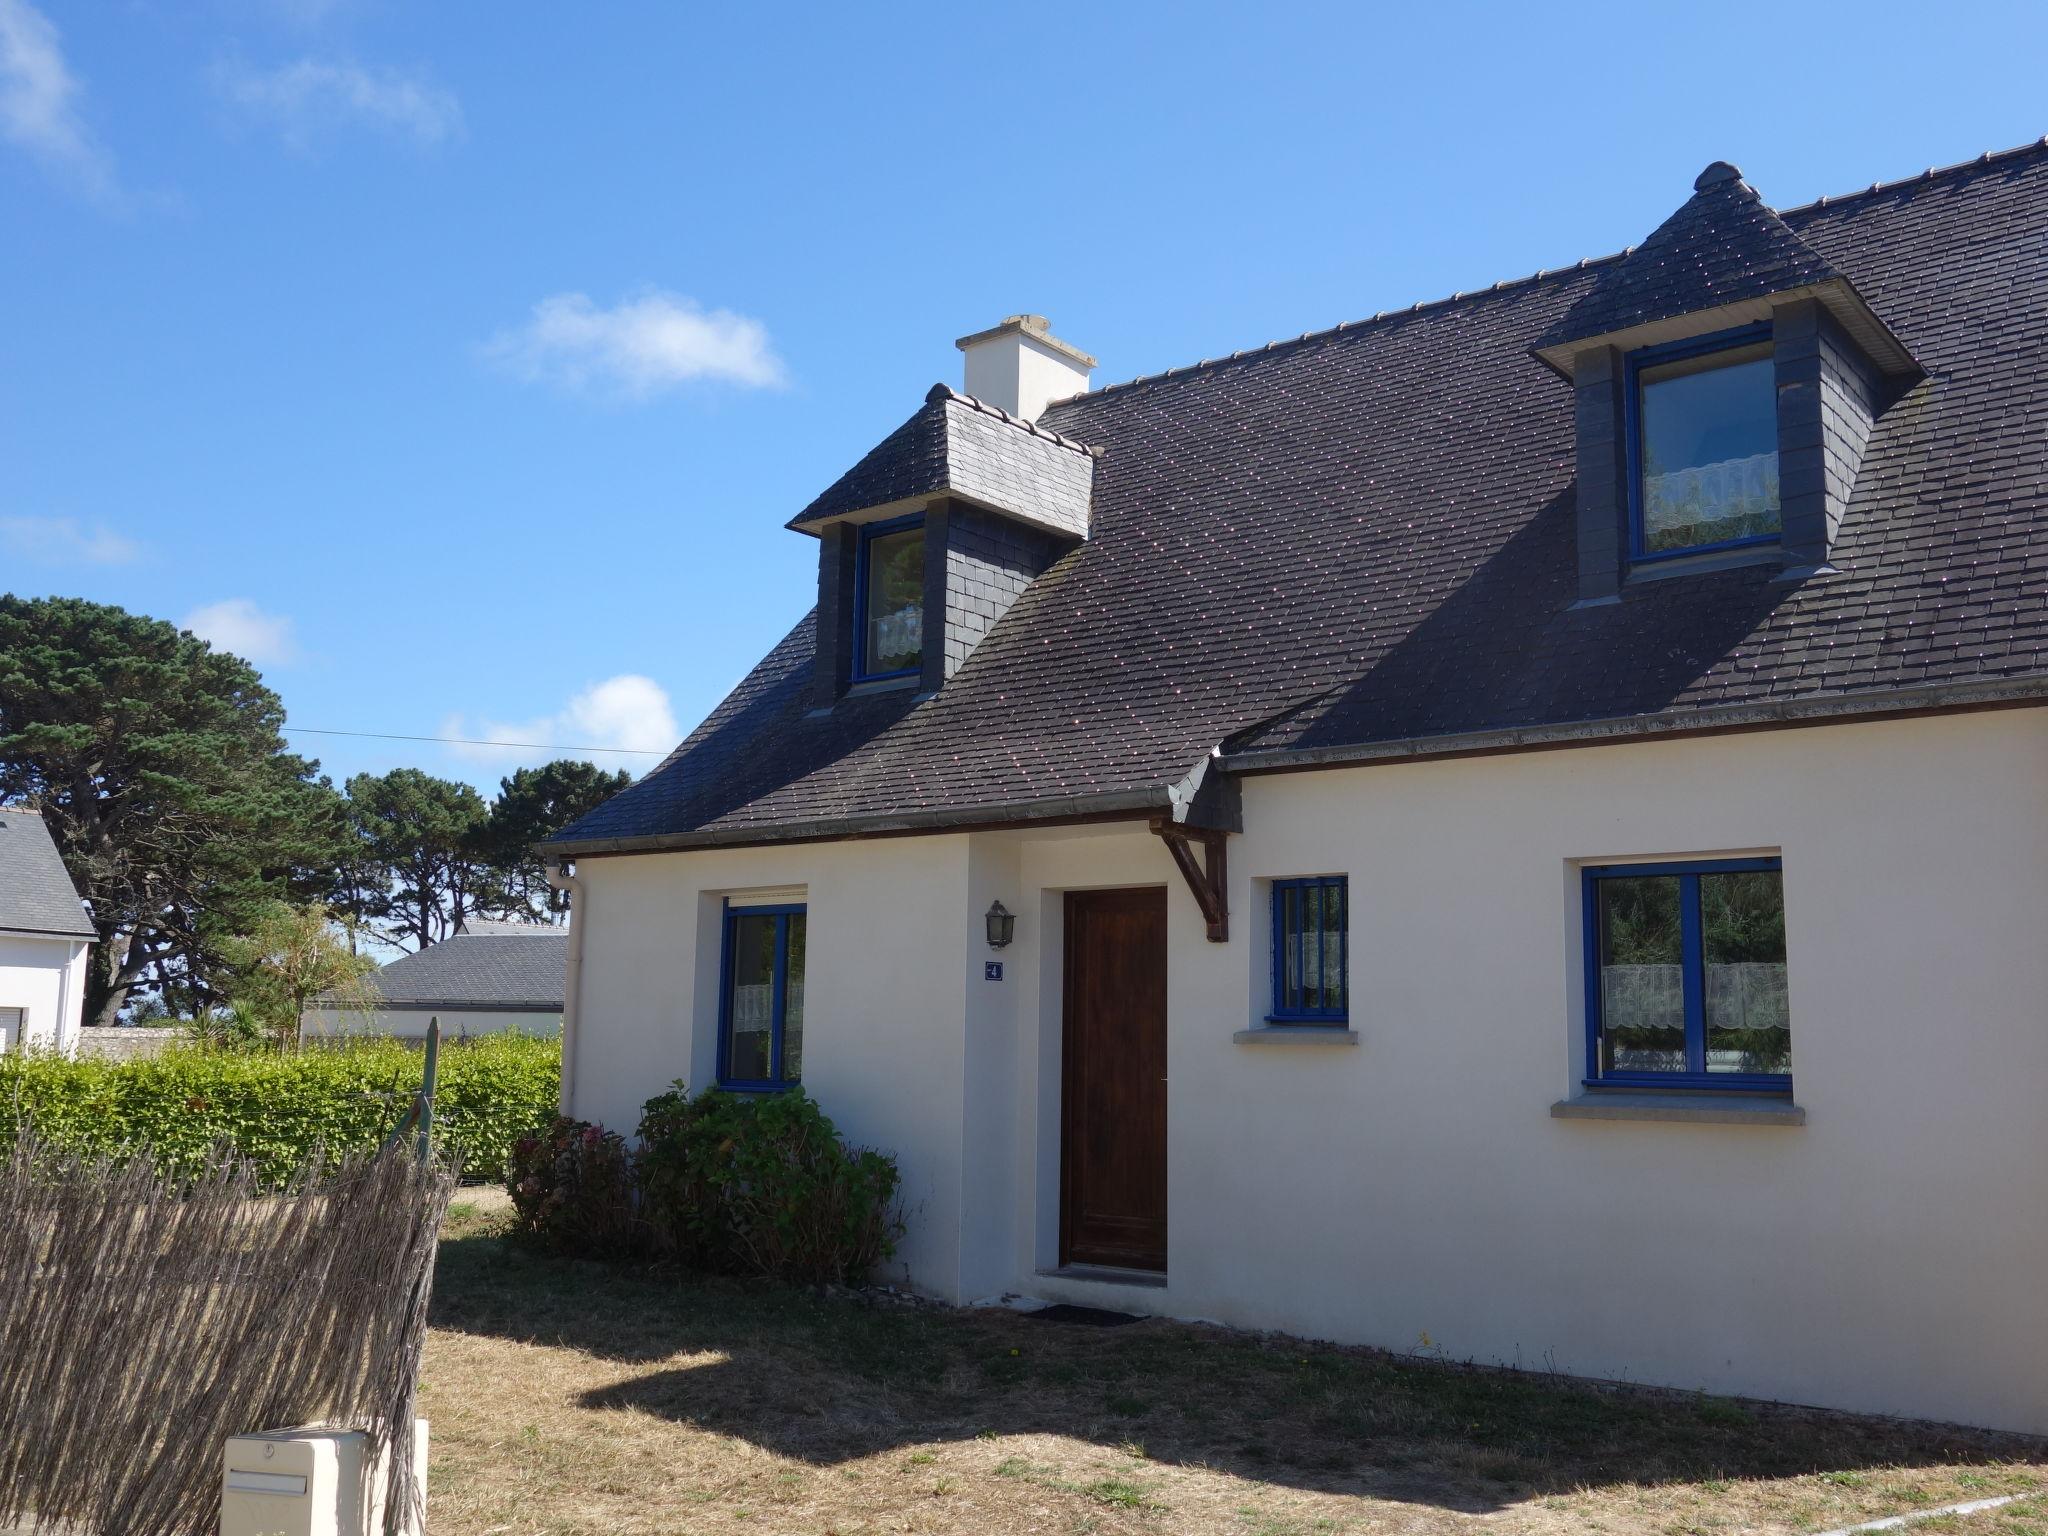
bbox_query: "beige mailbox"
[220,1422,427,1536]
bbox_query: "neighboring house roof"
[0,810,95,940]
[552,140,2048,856]
[331,927,568,1013]
[788,385,1096,539]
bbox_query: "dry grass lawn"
[422,1195,2045,1535]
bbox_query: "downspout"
[545,858,584,1117]
[58,941,80,1054]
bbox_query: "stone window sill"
[1625,542,1784,586]
[1551,1091,1804,1126]
[845,675,920,696]
[1233,1026,1360,1046]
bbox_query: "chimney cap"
[955,314,1097,368]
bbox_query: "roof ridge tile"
[926,383,1099,456]
[1051,136,2048,409]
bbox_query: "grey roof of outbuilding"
[0,810,95,939]
[789,386,1096,540]
[348,928,567,1010]
[552,142,2048,855]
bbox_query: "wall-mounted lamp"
[984,900,1015,950]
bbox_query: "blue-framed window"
[852,514,925,682]
[1269,876,1348,1023]
[718,901,806,1090]
[1583,858,1789,1092]
[1626,324,1780,561]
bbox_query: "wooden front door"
[1061,887,1168,1272]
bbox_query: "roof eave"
[0,924,95,943]
[1220,677,2048,776]
[1530,276,1920,380]
[310,997,563,1013]
[785,487,1088,543]
[547,785,1181,859]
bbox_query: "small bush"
[505,1081,904,1285]
[636,1084,903,1286]
[507,1117,643,1257]
[0,1032,559,1183]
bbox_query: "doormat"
[1025,1304,1145,1328]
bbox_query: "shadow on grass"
[429,1222,2043,1515]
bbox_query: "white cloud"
[0,514,138,564]
[440,675,679,771]
[0,0,117,201]
[181,598,300,667]
[217,57,463,147]
[484,290,786,397]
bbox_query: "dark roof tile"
[1532,162,1839,353]
[555,143,2048,851]
[789,387,1094,538]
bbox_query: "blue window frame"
[1582,858,1789,1092]
[717,901,806,1090]
[1269,876,1348,1023]
[1625,323,1781,562]
[851,514,925,682]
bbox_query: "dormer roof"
[787,384,1096,540]
[1531,161,1917,379]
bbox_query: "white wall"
[300,1007,561,1041]
[570,835,979,1294]
[0,933,89,1051]
[569,708,2048,1433]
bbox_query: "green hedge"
[0,1033,559,1183]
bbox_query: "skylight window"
[1629,327,1781,558]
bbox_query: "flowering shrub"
[506,1116,643,1256]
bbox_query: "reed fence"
[0,1132,455,1536]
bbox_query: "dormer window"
[1629,326,1780,559]
[790,320,1097,709]
[1536,161,1920,606]
[853,515,925,682]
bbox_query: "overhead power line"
[282,725,667,757]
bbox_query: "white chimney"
[954,314,1095,423]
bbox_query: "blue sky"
[4,0,2043,794]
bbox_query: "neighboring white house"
[301,920,565,1040]
[544,146,2048,1435]
[0,809,95,1052]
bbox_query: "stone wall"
[74,1027,191,1061]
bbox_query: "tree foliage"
[0,596,353,1026]
[343,768,500,951]
[481,760,633,919]
[1,596,640,1018]
[219,901,376,1046]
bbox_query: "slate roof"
[553,141,2048,855]
[0,810,95,940]
[346,927,567,1011]
[789,386,1096,540]
[1531,161,1842,354]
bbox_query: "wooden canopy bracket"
[1150,817,1229,942]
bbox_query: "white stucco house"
[0,809,95,1052]
[545,145,2048,1435]
[301,920,564,1040]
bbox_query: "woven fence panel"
[0,1133,455,1536]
